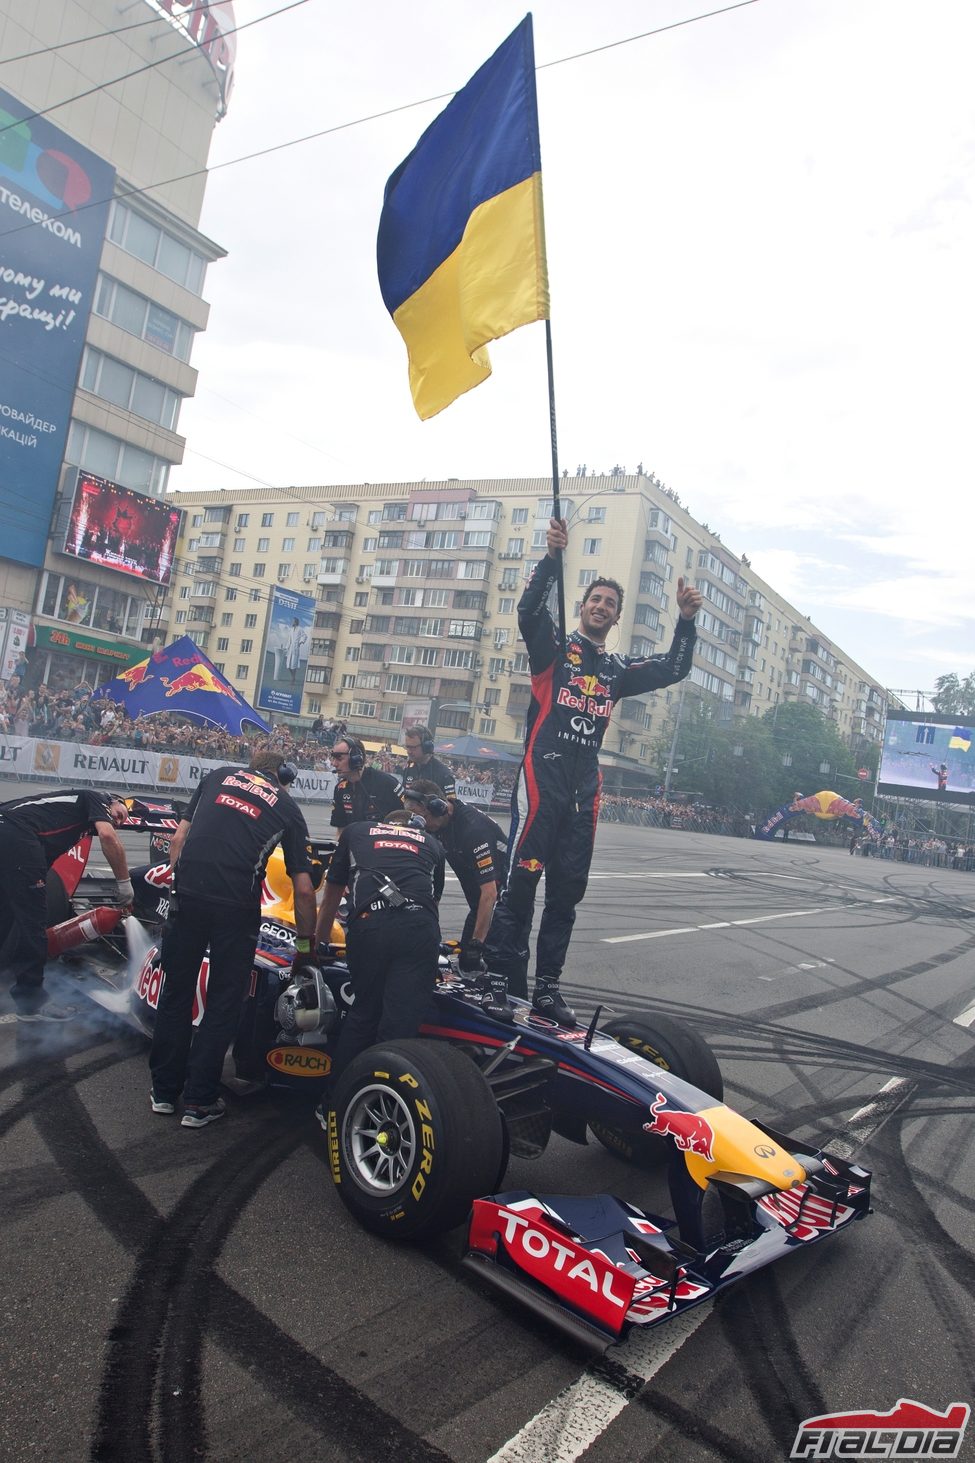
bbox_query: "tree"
[760,702,858,809]
[932,672,975,718]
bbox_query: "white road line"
[953,1001,975,1029]
[604,897,900,944]
[758,957,836,982]
[588,872,712,880]
[486,1304,713,1463]
[825,1077,914,1161]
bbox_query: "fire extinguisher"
[47,906,124,957]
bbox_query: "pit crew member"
[149,752,316,1128]
[402,724,456,798]
[402,779,507,976]
[314,810,445,1090]
[0,788,131,1021]
[329,735,402,828]
[483,517,701,1024]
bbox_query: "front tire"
[329,1039,504,1240]
[590,1012,723,1168]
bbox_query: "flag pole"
[545,318,567,641]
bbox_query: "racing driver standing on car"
[483,517,702,1025]
[0,788,131,1021]
[149,751,317,1127]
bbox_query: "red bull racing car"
[45,799,872,1351]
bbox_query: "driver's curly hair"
[582,576,624,614]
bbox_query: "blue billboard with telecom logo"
[0,84,116,567]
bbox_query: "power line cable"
[0,0,760,244]
[0,10,192,66]
[0,0,309,140]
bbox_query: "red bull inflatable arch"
[94,635,270,735]
[754,790,879,841]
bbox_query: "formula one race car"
[46,801,872,1351]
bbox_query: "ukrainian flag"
[377,16,549,419]
[948,727,972,751]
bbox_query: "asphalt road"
[1,813,974,1463]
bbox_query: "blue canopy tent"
[434,733,522,763]
[95,635,270,734]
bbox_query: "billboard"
[62,470,181,586]
[0,84,116,567]
[257,585,315,716]
[877,711,975,808]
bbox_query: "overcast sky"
[170,0,974,699]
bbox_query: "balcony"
[317,558,349,584]
[643,524,672,551]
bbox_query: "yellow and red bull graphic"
[118,658,151,691]
[556,672,614,720]
[162,659,241,702]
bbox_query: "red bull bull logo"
[517,857,544,872]
[118,658,151,691]
[642,1092,715,1160]
[162,663,241,701]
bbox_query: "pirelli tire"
[589,1012,724,1169]
[329,1039,504,1240]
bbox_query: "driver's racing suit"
[484,554,696,999]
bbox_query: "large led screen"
[877,711,975,807]
[62,471,181,587]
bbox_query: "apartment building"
[0,0,230,690]
[168,475,889,765]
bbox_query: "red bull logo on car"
[643,1092,715,1159]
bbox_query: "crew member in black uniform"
[483,517,702,1025]
[329,735,402,828]
[402,779,507,974]
[314,810,445,1085]
[149,751,316,1127]
[402,725,456,798]
[0,788,131,1020]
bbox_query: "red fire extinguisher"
[47,906,124,957]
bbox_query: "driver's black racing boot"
[531,979,576,1027]
[480,971,514,1024]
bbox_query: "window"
[587,507,606,523]
[499,597,515,615]
[220,613,233,626]
[345,646,360,662]
[238,638,252,653]
[108,200,207,292]
[80,348,181,430]
[511,508,528,525]
[257,537,270,552]
[418,646,439,666]
[579,569,597,587]
[282,537,295,552]
[286,512,299,526]
[93,275,194,360]
[244,613,257,628]
[261,513,273,527]
[65,420,169,496]
[252,563,265,577]
[236,664,248,679]
[250,588,262,602]
[464,531,492,548]
[583,538,601,555]
[505,538,524,555]
[175,610,186,623]
[228,563,241,577]
[236,513,249,528]
[217,637,229,652]
[307,537,321,552]
[234,537,245,552]
[192,514,203,527]
[278,564,292,580]
[224,587,237,602]
[457,561,487,579]
[479,718,497,736]
[531,530,547,549]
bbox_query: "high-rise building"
[0,0,231,689]
[167,475,890,764]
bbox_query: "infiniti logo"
[570,715,596,735]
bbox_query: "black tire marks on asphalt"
[25,1078,453,1463]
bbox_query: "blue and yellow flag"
[377,15,549,419]
[948,727,972,751]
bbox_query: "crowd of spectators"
[4,675,974,868]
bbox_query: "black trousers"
[328,906,440,1084]
[149,895,260,1107]
[0,821,50,1010]
[484,755,599,997]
